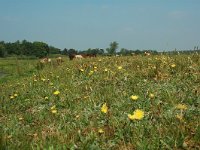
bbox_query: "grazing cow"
[39,57,51,63]
[69,54,96,60]
[131,53,135,56]
[144,52,151,56]
[56,57,64,65]
[37,57,51,69]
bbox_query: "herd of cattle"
[38,52,151,66]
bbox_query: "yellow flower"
[80,69,84,72]
[128,109,144,120]
[171,64,176,68]
[176,114,183,121]
[130,95,139,101]
[88,70,94,76]
[83,96,89,99]
[101,103,108,114]
[104,68,108,72]
[149,93,155,99]
[98,128,104,134]
[10,95,14,99]
[14,93,18,97]
[50,105,57,114]
[53,90,60,95]
[18,117,24,121]
[44,96,48,100]
[51,105,56,110]
[94,66,97,69]
[118,66,122,70]
[51,109,57,114]
[176,104,187,110]
[128,114,135,120]
[41,78,46,82]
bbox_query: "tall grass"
[0,54,200,149]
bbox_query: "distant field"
[0,54,200,149]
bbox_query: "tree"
[0,43,7,57]
[67,49,77,55]
[49,46,61,54]
[32,41,49,58]
[106,41,118,55]
[120,48,130,55]
[61,48,68,55]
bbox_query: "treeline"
[0,40,199,58]
[0,40,61,58]
[61,41,159,56]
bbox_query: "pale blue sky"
[0,0,199,51]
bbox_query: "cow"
[56,57,64,65]
[69,54,96,60]
[144,52,151,56]
[39,57,51,63]
[37,57,52,69]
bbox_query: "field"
[0,54,200,149]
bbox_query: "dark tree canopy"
[0,40,61,58]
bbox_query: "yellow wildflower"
[19,117,24,121]
[176,114,183,121]
[44,96,48,100]
[83,96,89,99]
[98,128,104,134]
[53,90,60,95]
[101,103,108,114]
[149,93,155,99]
[118,66,122,70]
[176,104,187,110]
[128,114,135,120]
[50,105,57,114]
[128,109,144,120]
[41,78,46,82]
[10,95,14,99]
[51,105,56,110]
[80,69,84,72]
[88,70,94,76]
[171,64,176,68]
[104,68,108,72]
[14,93,18,97]
[130,95,139,101]
[51,109,57,114]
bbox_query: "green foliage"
[0,40,61,58]
[0,44,7,57]
[106,41,119,55]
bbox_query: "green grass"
[0,54,200,149]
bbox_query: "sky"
[0,0,200,51]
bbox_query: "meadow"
[0,53,200,149]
